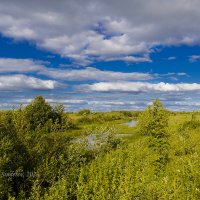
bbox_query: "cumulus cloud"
[0,58,45,73]
[0,74,62,90]
[39,67,153,81]
[1,0,200,64]
[83,82,200,92]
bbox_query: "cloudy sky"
[1,0,200,111]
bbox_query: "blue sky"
[1,0,200,111]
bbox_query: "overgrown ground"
[1,97,200,199]
[66,111,139,140]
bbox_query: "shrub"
[137,98,169,138]
[137,99,170,173]
[78,109,91,115]
[179,111,200,131]
[23,96,53,131]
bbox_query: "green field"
[1,97,200,199]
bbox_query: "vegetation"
[1,96,200,199]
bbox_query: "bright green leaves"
[24,96,54,131]
[137,98,170,174]
[137,98,169,138]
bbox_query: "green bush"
[137,99,170,173]
[137,99,169,138]
[2,97,200,199]
[78,109,91,115]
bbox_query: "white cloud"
[46,99,87,104]
[0,74,62,90]
[177,72,187,76]
[83,82,200,92]
[167,56,176,60]
[174,101,200,106]
[107,55,152,63]
[83,34,150,56]
[1,0,200,64]
[87,100,137,106]
[39,67,153,81]
[0,58,45,73]
[189,55,200,63]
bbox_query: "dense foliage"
[0,96,123,199]
[1,97,200,199]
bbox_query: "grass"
[66,111,138,138]
[73,111,200,199]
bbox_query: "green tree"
[0,111,31,199]
[138,98,168,138]
[23,96,53,131]
[137,99,170,172]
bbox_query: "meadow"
[1,96,200,199]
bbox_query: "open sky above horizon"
[1,0,200,111]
